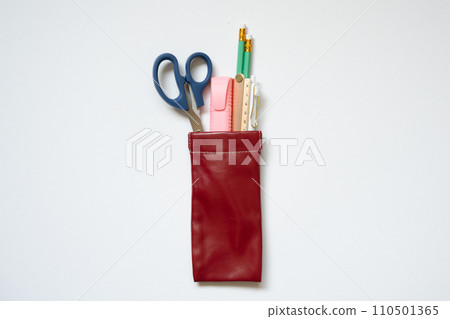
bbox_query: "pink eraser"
[210,77,233,131]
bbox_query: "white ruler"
[241,78,252,131]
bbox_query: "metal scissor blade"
[183,83,203,132]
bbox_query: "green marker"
[236,25,246,74]
[243,34,252,78]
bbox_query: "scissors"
[152,52,212,132]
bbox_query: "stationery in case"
[210,77,233,131]
[188,131,263,282]
[232,74,245,131]
[240,78,252,131]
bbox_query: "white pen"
[248,75,260,130]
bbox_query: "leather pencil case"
[188,131,263,282]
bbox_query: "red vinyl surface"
[188,131,263,282]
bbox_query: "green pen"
[243,34,252,78]
[236,25,246,74]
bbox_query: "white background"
[1,0,449,300]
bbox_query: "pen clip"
[250,85,260,129]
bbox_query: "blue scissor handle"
[152,53,189,111]
[185,52,212,108]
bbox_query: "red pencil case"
[188,131,263,282]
